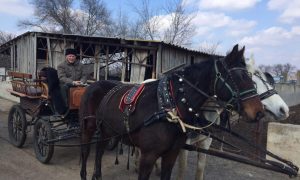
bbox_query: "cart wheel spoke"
[34,119,54,164]
[8,105,27,148]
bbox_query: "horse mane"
[40,67,68,114]
[181,58,215,87]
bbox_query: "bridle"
[167,59,259,121]
[213,59,258,109]
[252,71,278,100]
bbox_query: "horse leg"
[80,118,97,180]
[195,137,212,180]
[92,138,108,180]
[135,148,141,173]
[135,148,161,176]
[160,147,182,180]
[176,138,191,180]
[80,132,92,180]
[138,152,158,180]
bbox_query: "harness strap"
[259,89,277,100]
[166,110,219,133]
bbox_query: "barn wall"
[15,33,36,76]
[130,49,148,83]
[161,47,186,74]
[50,39,67,69]
[2,32,212,82]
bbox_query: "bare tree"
[0,31,16,45]
[74,0,111,35]
[260,63,296,82]
[111,9,131,38]
[163,0,195,46]
[131,0,195,46]
[258,64,273,73]
[198,41,221,55]
[131,0,161,40]
[19,0,111,36]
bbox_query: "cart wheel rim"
[8,106,26,146]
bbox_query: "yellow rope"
[166,109,221,133]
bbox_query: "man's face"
[66,54,76,63]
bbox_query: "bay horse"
[176,58,290,180]
[79,44,264,180]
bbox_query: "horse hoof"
[92,175,102,180]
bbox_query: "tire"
[106,137,118,151]
[33,118,54,164]
[7,104,27,148]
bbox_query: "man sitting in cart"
[57,48,87,107]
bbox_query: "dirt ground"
[0,97,299,180]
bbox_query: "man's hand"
[72,81,82,86]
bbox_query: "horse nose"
[279,106,289,118]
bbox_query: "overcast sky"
[0,0,299,69]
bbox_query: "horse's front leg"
[195,137,212,180]
[92,138,108,180]
[176,138,191,180]
[160,147,182,180]
[138,152,158,180]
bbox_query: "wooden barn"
[0,31,212,83]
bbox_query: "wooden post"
[10,45,14,71]
[121,48,127,82]
[94,45,100,80]
[46,37,52,67]
[152,50,157,79]
[80,44,83,61]
[105,46,109,80]
[156,43,162,78]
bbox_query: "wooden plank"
[156,44,162,78]
[105,46,109,80]
[7,71,32,79]
[47,37,52,67]
[7,89,40,99]
[121,48,127,82]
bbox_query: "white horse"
[176,58,289,180]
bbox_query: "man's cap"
[65,48,77,56]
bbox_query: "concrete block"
[267,122,300,174]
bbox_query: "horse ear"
[239,46,245,55]
[264,72,275,85]
[232,44,239,53]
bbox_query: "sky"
[0,0,299,69]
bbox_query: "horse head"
[214,44,264,121]
[247,58,289,121]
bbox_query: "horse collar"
[157,76,176,111]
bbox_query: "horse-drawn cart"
[7,71,85,163]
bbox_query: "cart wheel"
[33,119,54,164]
[106,137,118,151]
[8,104,27,147]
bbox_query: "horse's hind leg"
[80,120,96,180]
[92,138,108,180]
[80,137,91,180]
